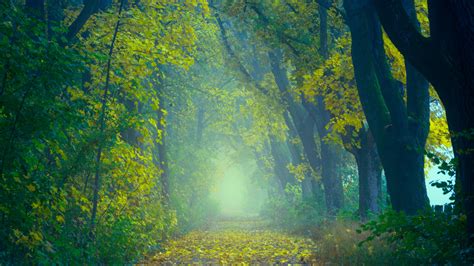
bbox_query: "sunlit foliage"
[0,0,469,264]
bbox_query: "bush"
[359,209,466,264]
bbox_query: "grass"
[308,220,398,265]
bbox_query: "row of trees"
[0,0,472,263]
[214,0,472,248]
[0,0,222,263]
[212,0,417,218]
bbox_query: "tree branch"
[66,0,101,43]
[372,0,448,92]
[214,12,272,96]
[246,3,303,56]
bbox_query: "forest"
[0,0,473,264]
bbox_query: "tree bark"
[66,0,111,43]
[310,99,345,216]
[373,0,474,244]
[353,127,382,220]
[344,0,429,215]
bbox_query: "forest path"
[146,216,318,265]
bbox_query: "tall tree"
[343,0,430,214]
[268,49,344,215]
[352,126,382,220]
[373,0,474,244]
[301,2,345,215]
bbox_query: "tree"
[268,49,344,215]
[373,0,474,245]
[300,31,384,220]
[343,0,430,214]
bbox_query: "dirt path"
[145,217,318,265]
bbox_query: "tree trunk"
[305,1,345,215]
[283,112,313,199]
[303,98,345,216]
[444,95,474,246]
[319,140,344,215]
[372,0,474,244]
[271,137,295,187]
[298,113,321,176]
[354,128,382,220]
[317,119,344,215]
[269,137,295,192]
[344,0,429,214]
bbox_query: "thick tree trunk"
[315,104,344,215]
[319,140,344,215]
[372,0,474,244]
[444,95,474,246]
[354,128,382,220]
[369,2,429,214]
[344,0,429,215]
[427,1,474,246]
[303,98,345,215]
[298,115,323,200]
[379,138,429,214]
[315,5,344,214]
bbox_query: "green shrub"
[359,209,466,264]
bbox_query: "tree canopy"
[0,0,472,264]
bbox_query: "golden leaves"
[300,33,364,146]
[150,219,317,264]
[288,163,311,182]
[26,183,36,192]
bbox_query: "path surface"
[147,217,318,265]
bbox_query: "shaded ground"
[147,217,318,264]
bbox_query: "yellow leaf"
[27,184,36,192]
[56,215,65,224]
[30,231,43,242]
